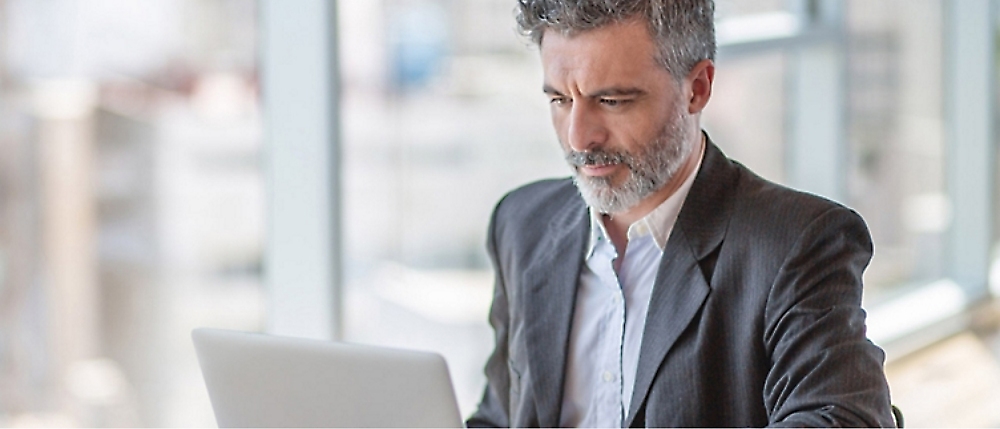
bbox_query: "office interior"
[0,0,998,426]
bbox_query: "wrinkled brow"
[543,85,646,98]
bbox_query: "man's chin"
[573,178,640,214]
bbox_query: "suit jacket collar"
[672,135,737,261]
[625,136,738,426]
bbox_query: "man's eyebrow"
[542,84,562,95]
[590,87,646,97]
[541,85,646,98]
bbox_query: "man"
[467,0,895,427]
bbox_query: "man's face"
[540,20,697,214]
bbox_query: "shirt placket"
[593,242,626,426]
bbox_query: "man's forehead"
[540,21,659,58]
[539,21,667,88]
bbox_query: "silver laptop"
[192,328,464,428]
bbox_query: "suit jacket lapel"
[625,138,738,426]
[522,199,588,427]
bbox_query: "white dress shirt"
[559,144,704,428]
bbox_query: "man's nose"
[566,103,607,152]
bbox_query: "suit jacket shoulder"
[678,142,871,286]
[492,178,580,232]
[489,178,585,267]
[732,161,867,247]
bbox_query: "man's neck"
[601,134,705,255]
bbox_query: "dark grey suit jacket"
[467,138,895,428]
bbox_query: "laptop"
[192,328,464,428]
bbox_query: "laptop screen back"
[192,328,463,428]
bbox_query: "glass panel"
[0,0,262,426]
[844,0,947,304]
[702,52,786,184]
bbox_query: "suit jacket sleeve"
[466,197,511,428]
[762,206,894,427]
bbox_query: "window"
[846,0,948,303]
[0,0,261,426]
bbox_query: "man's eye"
[550,97,570,105]
[600,98,629,107]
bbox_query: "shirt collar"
[586,138,705,256]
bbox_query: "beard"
[564,107,694,214]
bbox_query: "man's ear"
[685,59,715,114]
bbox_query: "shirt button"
[603,371,614,382]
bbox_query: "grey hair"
[516,0,716,80]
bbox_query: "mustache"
[565,150,629,167]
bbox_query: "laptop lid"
[192,328,464,428]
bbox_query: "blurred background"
[0,0,999,426]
